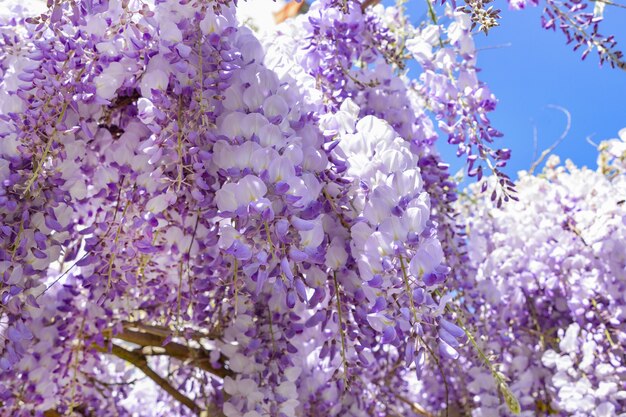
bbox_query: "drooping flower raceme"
[0,1,501,416]
[411,153,626,416]
[456,0,625,69]
[598,127,626,176]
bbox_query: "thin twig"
[475,42,513,52]
[531,122,539,165]
[394,392,437,417]
[586,134,599,148]
[529,105,571,174]
[38,176,127,298]
[589,0,626,9]
[332,271,349,383]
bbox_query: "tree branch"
[393,392,437,417]
[121,321,222,343]
[104,327,231,379]
[361,0,381,10]
[44,331,228,417]
[529,105,571,175]
[44,405,92,417]
[93,342,201,414]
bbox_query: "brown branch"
[44,331,228,417]
[104,327,231,379]
[361,0,381,10]
[274,1,305,23]
[121,320,222,342]
[393,393,437,417]
[93,343,201,414]
[44,405,92,417]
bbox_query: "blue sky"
[390,1,626,177]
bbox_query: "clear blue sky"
[386,0,626,177]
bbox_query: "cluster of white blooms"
[598,127,626,175]
[414,152,626,416]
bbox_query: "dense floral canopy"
[0,1,624,417]
[418,145,626,416]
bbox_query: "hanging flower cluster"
[459,0,625,69]
[406,6,515,208]
[412,150,626,416]
[540,0,625,69]
[0,0,510,416]
[598,127,626,176]
[3,1,625,416]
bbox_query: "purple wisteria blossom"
[2,0,622,416]
[412,148,626,416]
[0,1,486,416]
